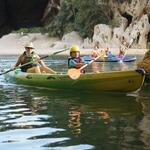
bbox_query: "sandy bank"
[0,33,59,55]
[0,33,148,56]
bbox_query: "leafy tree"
[16,0,121,39]
[45,0,115,38]
[74,0,113,37]
[46,0,76,38]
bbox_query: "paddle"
[68,50,105,80]
[120,37,134,53]
[0,48,69,76]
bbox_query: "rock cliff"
[92,0,150,49]
[137,50,150,74]
[0,0,60,37]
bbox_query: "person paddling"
[117,49,125,58]
[105,47,114,58]
[91,41,101,58]
[13,42,56,73]
[91,42,104,73]
[68,45,85,73]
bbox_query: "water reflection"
[103,61,137,72]
[0,84,145,149]
[35,87,144,148]
[136,85,150,148]
[68,105,82,135]
[0,55,150,149]
[0,86,71,150]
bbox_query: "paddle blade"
[0,68,14,75]
[68,68,81,80]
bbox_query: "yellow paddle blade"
[67,68,81,80]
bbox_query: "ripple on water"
[0,128,70,150]
[0,55,150,150]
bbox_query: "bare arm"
[14,54,23,67]
[36,54,56,73]
[36,55,46,67]
[39,59,46,67]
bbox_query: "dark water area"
[0,55,150,150]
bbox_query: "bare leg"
[27,66,41,73]
[40,66,56,74]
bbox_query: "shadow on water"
[134,84,150,149]
[0,83,147,150]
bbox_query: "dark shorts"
[21,64,38,72]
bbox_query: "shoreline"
[0,48,148,56]
[0,33,148,56]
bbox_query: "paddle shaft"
[0,48,69,75]
[80,55,101,70]
[121,38,134,51]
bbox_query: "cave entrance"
[122,12,133,27]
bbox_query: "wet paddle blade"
[0,68,14,76]
[68,68,81,80]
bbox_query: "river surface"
[0,55,150,150]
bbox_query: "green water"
[0,55,150,150]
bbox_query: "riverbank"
[0,33,148,56]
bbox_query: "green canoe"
[5,69,145,92]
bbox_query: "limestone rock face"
[0,0,60,37]
[51,31,84,49]
[93,24,112,47]
[137,50,150,73]
[111,27,124,47]
[82,38,93,49]
[92,0,150,49]
[62,31,83,46]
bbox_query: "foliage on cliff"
[16,0,132,38]
[46,0,114,38]
[46,0,133,38]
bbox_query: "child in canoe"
[68,45,85,73]
[68,45,87,79]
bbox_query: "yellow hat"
[25,42,34,49]
[70,45,80,52]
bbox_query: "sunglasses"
[26,47,33,49]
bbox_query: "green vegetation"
[14,27,47,34]
[16,0,122,38]
[46,0,114,38]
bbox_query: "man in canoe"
[13,42,56,73]
[68,45,85,72]
[117,48,125,58]
[105,47,114,58]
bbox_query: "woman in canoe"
[13,42,56,73]
[68,45,85,72]
[91,41,100,58]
